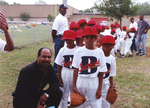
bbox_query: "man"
[12,47,62,108]
[52,4,68,73]
[136,15,150,56]
[0,11,14,52]
[129,17,138,52]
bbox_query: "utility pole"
[63,0,67,17]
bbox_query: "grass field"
[0,32,150,107]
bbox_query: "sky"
[4,0,150,10]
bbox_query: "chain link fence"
[0,21,53,47]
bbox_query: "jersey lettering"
[62,55,74,69]
[103,63,110,79]
[79,56,100,74]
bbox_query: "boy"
[69,22,79,32]
[76,30,85,47]
[72,26,107,108]
[78,19,87,30]
[122,27,136,57]
[55,30,78,108]
[120,26,127,57]
[87,20,96,26]
[94,34,104,49]
[101,35,116,108]
[94,24,102,34]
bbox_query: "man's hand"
[143,30,147,34]
[38,94,48,106]
[0,12,8,32]
[59,78,63,87]
[36,105,44,108]
[96,88,101,99]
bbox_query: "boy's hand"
[96,88,101,99]
[59,78,63,87]
[73,86,78,93]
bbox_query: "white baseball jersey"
[55,45,78,108]
[101,54,116,108]
[103,54,116,85]
[126,33,134,41]
[55,45,78,69]
[0,38,7,53]
[72,46,107,78]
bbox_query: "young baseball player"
[72,26,107,108]
[76,30,85,47]
[87,20,96,26]
[120,26,127,57]
[78,19,87,30]
[94,34,104,49]
[101,35,116,108]
[122,27,136,57]
[94,24,102,34]
[110,29,117,56]
[55,30,79,108]
[70,22,79,32]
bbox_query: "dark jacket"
[12,60,60,108]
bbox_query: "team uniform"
[0,38,7,53]
[116,28,122,51]
[120,31,127,55]
[123,33,134,57]
[72,46,107,108]
[55,45,78,108]
[101,54,116,108]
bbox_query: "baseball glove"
[106,86,117,104]
[70,92,86,107]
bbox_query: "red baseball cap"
[76,30,83,38]
[105,26,109,29]
[110,24,116,27]
[62,30,76,40]
[78,19,87,26]
[122,26,127,30]
[102,25,105,29]
[82,26,98,37]
[116,25,120,28]
[131,27,136,32]
[111,29,116,33]
[87,20,96,26]
[69,22,79,30]
[94,24,102,31]
[101,35,116,45]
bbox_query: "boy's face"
[79,23,87,30]
[102,43,114,53]
[94,37,102,48]
[97,29,101,34]
[111,31,115,35]
[83,35,97,46]
[65,39,74,47]
[71,28,79,32]
[76,38,84,46]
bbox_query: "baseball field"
[0,31,150,107]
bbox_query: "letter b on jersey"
[63,55,74,69]
[80,56,98,74]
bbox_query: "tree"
[20,12,30,21]
[79,7,93,13]
[47,14,54,22]
[94,0,139,27]
[0,0,8,4]
[138,2,150,15]
[35,0,47,4]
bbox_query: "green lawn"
[0,32,150,107]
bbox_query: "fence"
[0,21,53,47]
